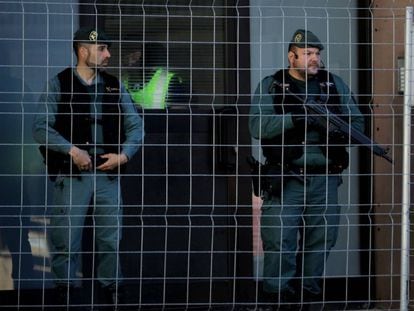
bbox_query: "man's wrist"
[120,153,128,164]
[68,146,79,157]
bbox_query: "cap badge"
[89,30,98,42]
[294,33,303,43]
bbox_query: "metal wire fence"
[0,0,411,310]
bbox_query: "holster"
[247,156,284,199]
[247,156,306,199]
[39,146,77,181]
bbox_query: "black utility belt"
[288,164,343,175]
[90,154,107,167]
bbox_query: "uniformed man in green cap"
[249,29,365,309]
[33,27,144,308]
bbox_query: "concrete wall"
[0,1,79,289]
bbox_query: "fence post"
[401,6,413,311]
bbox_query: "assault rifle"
[275,82,393,164]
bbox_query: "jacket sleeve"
[248,76,294,140]
[332,74,365,134]
[32,77,73,154]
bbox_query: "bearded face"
[79,43,111,70]
[289,47,321,79]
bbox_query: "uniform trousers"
[261,174,341,295]
[49,172,122,287]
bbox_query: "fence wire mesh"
[0,0,411,310]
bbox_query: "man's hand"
[69,146,92,171]
[291,105,320,129]
[96,153,128,171]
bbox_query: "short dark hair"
[288,45,298,53]
[73,42,87,58]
